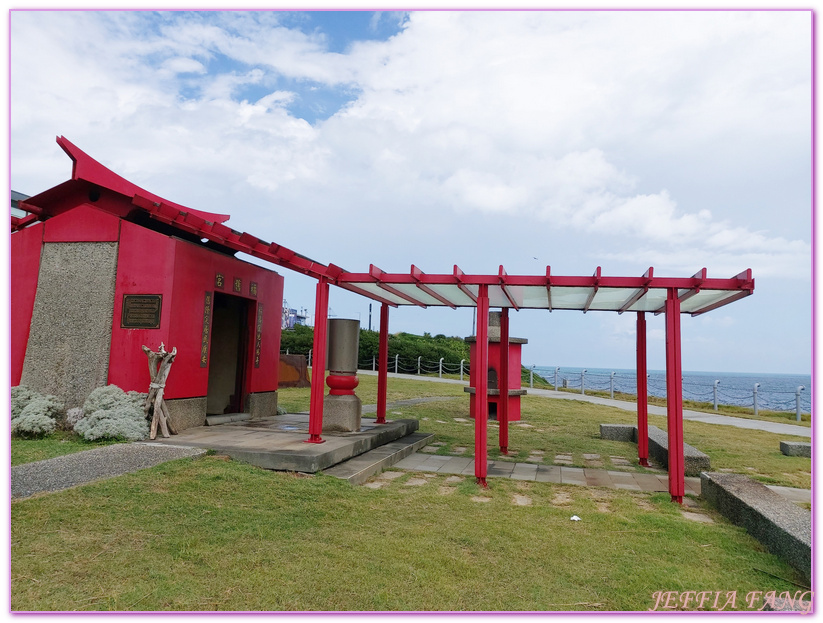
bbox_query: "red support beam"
[636,312,649,467]
[376,303,389,424]
[582,266,601,313]
[618,268,653,314]
[665,289,685,503]
[370,265,428,308]
[498,307,510,454]
[411,265,457,308]
[306,278,329,444]
[498,266,519,310]
[545,266,553,311]
[454,265,478,303]
[474,285,490,487]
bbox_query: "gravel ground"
[11,443,207,500]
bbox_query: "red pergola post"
[636,311,649,467]
[474,285,490,487]
[306,278,329,444]
[665,289,685,503]
[498,307,510,454]
[376,302,389,424]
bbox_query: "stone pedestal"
[322,394,362,432]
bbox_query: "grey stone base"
[599,424,635,442]
[701,472,810,582]
[323,394,362,432]
[780,441,811,458]
[599,423,710,476]
[249,391,278,419]
[165,397,207,432]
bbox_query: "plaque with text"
[201,292,212,367]
[254,304,264,368]
[250,281,258,297]
[121,295,162,329]
[215,273,224,289]
[233,277,242,293]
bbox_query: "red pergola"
[17,137,756,504]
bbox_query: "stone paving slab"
[535,465,562,483]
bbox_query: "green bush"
[74,386,149,441]
[10,387,64,438]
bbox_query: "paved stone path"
[393,451,701,494]
[358,370,811,438]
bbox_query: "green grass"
[11,431,121,466]
[11,455,805,611]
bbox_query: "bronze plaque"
[201,292,212,367]
[215,273,224,289]
[250,281,258,297]
[254,304,264,368]
[233,277,242,293]
[121,295,162,329]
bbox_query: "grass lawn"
[11,454,806,612]
[11,431,121,466]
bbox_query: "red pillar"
[498,308,510,454]
[376,302,389,424]
[475,286,490,487]
[665,289,685,503]
[306,278,329,444]
[636,312,649,467]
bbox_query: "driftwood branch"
[142,342,178,440]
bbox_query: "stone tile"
[404,478,428,487]
[633,473,668,492]
[535,465,562,483]
[435,420,447,424]
[584,460,604,468]
[555,454,573,461]
[393,455,428,470]
[471,496,492,503]
[438,486,456,496]
[453,418,470,423]
[511,463,538,481]
[487,461,516,476]
[376,471,405,480]
[681,511,714,524]
[438,457,474,474]
[614,482,642,492]
[444,476,464,484]
[516,423,534,428]
[363,481,386,489]
[525,457,542,463]
[450,447,467,455]
[583,469,614,488]
[420,446,439,454]
[512,494,532,506]
[430,441,446,446]
[529,450,545,456]
[554,459,573,465]
[560,467,587,486]
[610,457,632,466]
[582,454,601,460]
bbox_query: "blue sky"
[8,10,813,374]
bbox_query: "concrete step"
[324,432,435,485]
[206,413,251,426]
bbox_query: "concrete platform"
[150,413,419,473]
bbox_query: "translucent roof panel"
[587,287,638,311]
[520,286,550,308]
[340,282,410,306]
[390,283,451,307]
[680,290,741,314]
[425,284,477,307]
[549,287,592,309]
[627,289,669,312]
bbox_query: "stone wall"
[21,242,118,409]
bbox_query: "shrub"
[10,388,64,438]
[74,386,149,441]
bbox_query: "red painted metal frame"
[306,278,329,443]
[545,267,553,311]
[474,285,489,487]
[665,290,685,503]
[498,266,519,310]
[582,266,601,313]
[498,308,510,454]
[636,312,649,467]
[411,265,457,308]
[453,265,478,303]
[619,268,653,314]
[376,302,389,424]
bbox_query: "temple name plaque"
[121,295,162,329]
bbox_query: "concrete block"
[600,424,635,442]
[646,425,710,477]
[248,391,278,419]
[701,472,810,582]
[323,394,362,432]
[780,441,811,458]
[166,397,207,432]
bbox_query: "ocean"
[531,366,812,414]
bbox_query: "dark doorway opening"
[207,293,252,415]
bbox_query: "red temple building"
[11,137,283,430]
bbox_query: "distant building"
[282,300,309,329]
